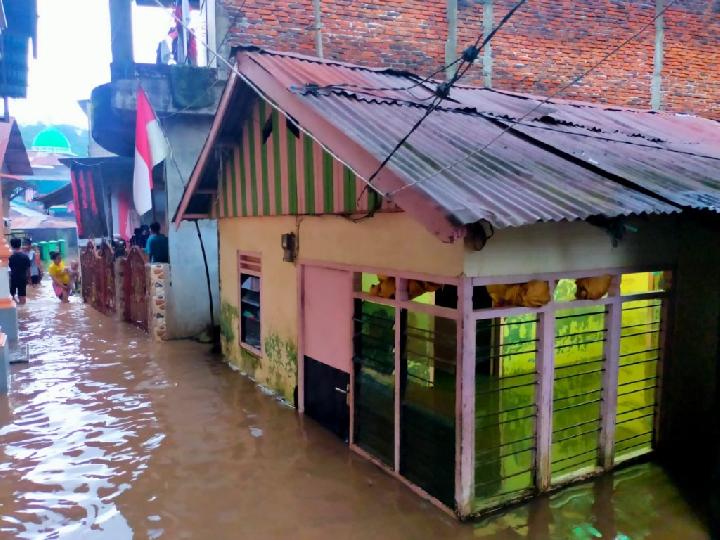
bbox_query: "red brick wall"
[472,0,655,108]
[219,0,720,119]
[663,1,720,119]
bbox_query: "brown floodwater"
[0,283,710,539]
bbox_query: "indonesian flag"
[133,87,168,215]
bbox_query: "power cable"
[354,0,529,206]
[387,0,680,198]
[149,0,384,216]
[312,57,463,96]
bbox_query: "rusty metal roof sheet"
[242,49,696,228]
[176,47,720,233]
[300,95,674,227]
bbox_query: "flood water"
[0,283,710,539]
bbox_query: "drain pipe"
[194,221,219,352]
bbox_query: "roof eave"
[241,52,464,242]
[173,70,240,227]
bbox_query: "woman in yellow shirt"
[48,252,71,303]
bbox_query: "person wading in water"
[48,252,73,303]
[8,238,31,305]
[23,240,43,287]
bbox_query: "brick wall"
[663,1,720,119]
[219,0,720,119]
[473,0,655,108]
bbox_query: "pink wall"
[303,266,353,373]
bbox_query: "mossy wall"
[218,213,464,403]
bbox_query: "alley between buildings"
[0,285,710,539]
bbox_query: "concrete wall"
[464,216,681,277]
[218,212,464,400]
[164,116,220,339]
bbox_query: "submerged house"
[175,48,720,518]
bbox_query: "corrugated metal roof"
[511,122,720,210]
[243,49,699,228]
[301,95,673,228]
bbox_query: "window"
[471,270,670,508]
[475,314,538,511]
[239,253,262,351]
[351,270,459,505]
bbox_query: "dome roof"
[31,127,72,154]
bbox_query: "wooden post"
[297,263,305,413]
[535,305,555,491]
[394,278,407,472]
[654,293,672,447]
[455,277,475,517]
[599,277,621,470]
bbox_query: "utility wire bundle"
[354,0,529,207]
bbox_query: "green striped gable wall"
[214,99,398,219]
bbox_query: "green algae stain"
[240,345,261,373]
[264,332,298,399]
[220,302,239,345]
[284,341,297,370]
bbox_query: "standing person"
[48,252,72,303]
[23,240,43,287]
[130,228,142,248]
[8,238,30,305]
[145,222,169,263]
[139,224,151,249]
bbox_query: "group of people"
[8,239,43,304]
[132,222,169,264]
[6,222,169,306]
[8,238,78,304]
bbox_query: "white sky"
[10,0,191,128]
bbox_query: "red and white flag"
[133,87,168,215]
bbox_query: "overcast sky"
[10,0,176,127]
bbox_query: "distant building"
[76,0,222,339]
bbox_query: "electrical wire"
[150,0,388,222]
[354,0,529,205]
[312,57,463,96]
[387,0,680,199]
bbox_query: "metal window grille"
[474,315,538,511]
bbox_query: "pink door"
[303,266,353,439]
[303,266,353,373]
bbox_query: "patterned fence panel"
[123,247,149,332]
[79,241,116,316]
[80,243,97,307]
[97,242,116,315]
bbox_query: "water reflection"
[0,283,710,538]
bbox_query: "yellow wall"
[464,216,680,277]
[220,212,683,401]
[219,212,464,400]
